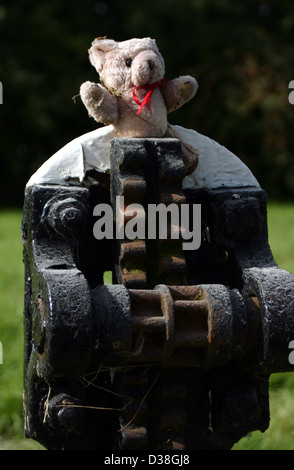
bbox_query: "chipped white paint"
[171,125,260,189]
[26,125,116,187]
[26,124,259,190]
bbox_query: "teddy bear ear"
[142,37,159,51]
[89,38,117,72]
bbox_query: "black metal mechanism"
[22,138,294,450]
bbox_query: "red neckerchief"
[133,79,167,114]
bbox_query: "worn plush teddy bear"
[26,37,260,191]
[80,37,198,174]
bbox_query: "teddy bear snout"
[148,60,154,70]
[132,51,164,87]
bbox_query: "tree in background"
[0,0,293,205]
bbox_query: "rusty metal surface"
[89,282,260,370]
[22,138,294,450]
[110,138,187,289]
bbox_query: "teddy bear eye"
[125,58,132,67]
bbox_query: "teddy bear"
[79,37,199,174]
[26,37,259,192]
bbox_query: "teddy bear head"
[89,37,165,93]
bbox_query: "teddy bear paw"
[178,76,198,102]
[80,81,104,104]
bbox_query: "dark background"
[1,0,294,206]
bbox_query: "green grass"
[0,203,294,450]
[233,202,294,450]
[267,203,294,274]
[0,209,43,450]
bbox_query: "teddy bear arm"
[162,76,198,113]
[80,81,119,124]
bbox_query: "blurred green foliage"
[0,0,294,206]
